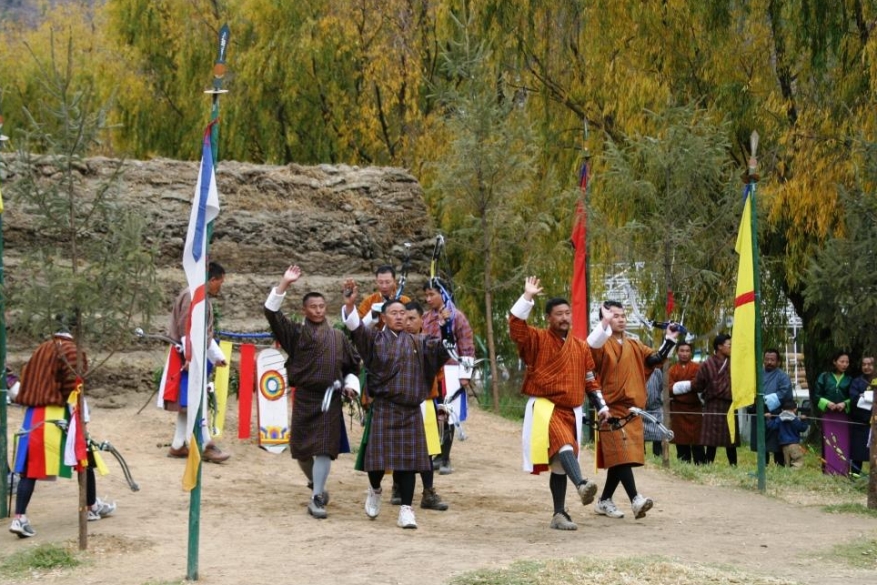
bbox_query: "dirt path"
[3,395,875,585]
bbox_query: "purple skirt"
[821,411,851,476]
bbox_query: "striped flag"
[729,186,756,438]
[182,126,220,485]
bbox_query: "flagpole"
[748,131,767,493]
[186,24,230,582]
[0,116,9,518]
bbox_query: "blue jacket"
[766,412,809,445]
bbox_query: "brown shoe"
[167,445,189,458]
[202,442,230,464]
[420,487,449,511]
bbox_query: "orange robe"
[668,361,702,445]
[590,336,656,468]
[357,291,411,329]
[509,315,600,465]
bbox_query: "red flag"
[666,289,675,316]
[570,200,588,339]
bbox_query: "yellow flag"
[182,433,202,491]
[211,340,233,437]
[730,192,757,439]
[0,184,4,213]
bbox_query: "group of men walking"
[264,263,475,530]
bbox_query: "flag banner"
[570,200,588,339]
[730,186,757,438]
[237,343,256,439]
[211,340,233,437]
[182,125,220,481]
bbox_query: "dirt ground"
[2,385,876,585]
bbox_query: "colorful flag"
[729,186,756,439]
[570,160,589,340]
[182,126,220,488]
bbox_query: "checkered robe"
[590,335,657,468]
[668,361,702,445]
[692,353,739,447]
[265,308,361,459]
[509,316,600,467]
[349,324,450,471]
[643,369,665,442]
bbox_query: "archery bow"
[429,235,459,360]
[622,283,689,338]
[582,406,674,441]
[394,242,412,300]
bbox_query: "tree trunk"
[481,212,501,413]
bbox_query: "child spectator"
[766,400,810,469]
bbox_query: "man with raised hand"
[509,276,608,531]
[264,265,362,519]
[588,300,679,520]
[342,278,451,529]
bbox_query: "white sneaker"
[631,494,653,519]
[365,486,382,519]
[397,504,417,529]
[87,509,102,522]
[594,498,625,518]
[9,516,36,538]
[92,497,117,518]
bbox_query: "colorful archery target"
[256,348,289,453]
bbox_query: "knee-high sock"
[440,425,455,465]
[172,412,187,449]
[676,444,692,462]
[705,446,717,463]
[727,446,738,467]
[297,457,314,484]
[368,470,385,491]
[600,466,621,501]
[614,464,638,500]
[15,477,36,516]
[420,469,435,491]
[393,471,416,506]
[549,472,567,514]
[555,448,585,487]
[312,456,331,497]
[86,467,97,507]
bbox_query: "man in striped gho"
[509,276,609,531]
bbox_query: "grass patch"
[819,538,877,570]
[648,444,871,512]
[450,556,801,585]
[0,543,80,579]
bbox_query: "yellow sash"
[211,341,234,437]
[423,400,441,456]
[530,398,554,466]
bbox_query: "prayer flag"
[182,126,220,489]
[730,187,757,438]
[570,161,589,339]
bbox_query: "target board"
[256,348,290,454]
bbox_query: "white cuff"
[597,406,609,416]
[207,339,226,364]
[342,306,362,331]
[587,322,612,348]
[344,373,361,395]
[672,381,692,395]
[458,355,475,379]
[765,393,781,412]
[264,287,286,312]
[510,296,534,320]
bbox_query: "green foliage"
[658,443,869,512]
[0,543,80,577]
[4,27,162,366]
[803,137,877,357]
